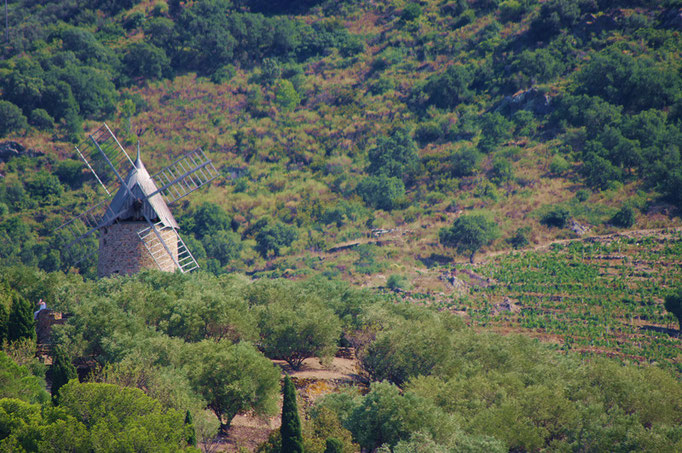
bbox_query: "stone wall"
[98,221,179,277]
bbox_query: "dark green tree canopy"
[439,214,499,263]
[280,375,303,453]
[7,292,35,343]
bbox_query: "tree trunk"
[470,251,476,264]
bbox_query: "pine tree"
[47,346,76,404]
[185,409,197,447]
[7,293,35,343]
[325,438,343,453]
[280,375,303,453]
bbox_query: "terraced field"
[385,229,682,375]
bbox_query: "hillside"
[1,0,681,277]
[0,0,681,451]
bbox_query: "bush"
[610,205,636,228]
[401,3,422,22]
[490,156,514,184]
[0,101,28,137]
[274,79,300,111]
[449,146,481,177]
[549,155,570,175]
[478,112,513,152]
[29,109,54,130]
[419,64,473,110]
[575,189,590,202]
[357,175,406,211]
[386,274,408,291]
[507,226,531,249]
[541,206,570,228]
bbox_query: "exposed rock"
[570,219,590,236]
[0,141,44,163]
[493,297,521,315]
[495,87,553,115]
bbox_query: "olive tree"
[439,214,498,263]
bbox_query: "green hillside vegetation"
[0,0,681,450]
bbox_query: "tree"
[356,175,406,211]
[7,293,35,343]
[345,382,456,451]
[281,375,303,453]
[57,381,190,450]
[202,230,243,267]
[187,202,232,239]
[366,128,419,182]
[478,112,513,153]
[439,214,498,263]
[123,42,171,80]
[46,346,77,404]
[0,351,49,404]
[185,410,197,447]
[664,288,682,330]
[255,286,341,369]
[184,340,280,432]
[255,222,298,258]
[0,101,28,137]
[274,79,300,111]
[360,317,458,386]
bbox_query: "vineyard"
[385,230,682,376]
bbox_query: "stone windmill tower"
[56,124,218,277]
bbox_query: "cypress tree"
[324,438,343,453]
[185,409,197,447]
[47,346,77,404]
[0,302,8,346]
[7,293,35,343]
[280,375,303,453]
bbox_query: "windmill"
[55,123,219,278]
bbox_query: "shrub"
[508,226,531,249]
[420,64,473,110]
[29,109,54,130]
[449,146,482,177]
[478,112,513,152]
[357,175,406,211]
[490,156,514,184]
[274,79,300,111]
[386,274,408,291]
[541,206,570,228]
[549,155,570,175]
[0,101,28,137]
[575,189,590,202]
[401,3,422,22]
[610,205,635,228]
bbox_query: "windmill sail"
[74,123,134,196]
[151,148,219,204]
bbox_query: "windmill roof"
[101,153,179,229]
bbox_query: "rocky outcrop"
[495,87,553,115]
[0,141,44,163]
